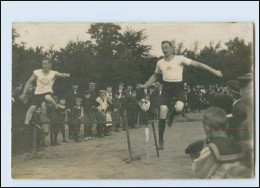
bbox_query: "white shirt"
[33,69,57,95]
[140,99,150,112]
[96,97,107,112]
[155,55,192,82]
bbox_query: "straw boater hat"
[99,90,106,94]
[89,82,96,86]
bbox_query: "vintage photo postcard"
[11,22,255,179]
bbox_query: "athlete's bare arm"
[190,60,223,77]
[20,74,36,101]
[55,72,70,78]
[137,73,161,89]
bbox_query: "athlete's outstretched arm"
[55,72,70,78]
[20,74,36,100]
[137,73,160,89]
[190,60,223,77]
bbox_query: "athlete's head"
[161,41,174,57]
[41,58,52,71]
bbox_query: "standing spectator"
[126,90,139,128]
[117,82,125,98]
[106,86,113,99]
[88,82,98,100]
[105,96,114,136]
[95,90,107,138]
[112,92,122,132]
[65,81,83,139]
[125,85,133,98]
[71,98,84,142]
[82,91,95,141]
[120,93,127,130]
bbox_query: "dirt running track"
[12,121,205,179]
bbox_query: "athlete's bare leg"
[174,101,185,113]
[168,101,185,125]
[24,105,37,125]
[45,95,57,109]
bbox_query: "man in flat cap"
[236,73,254,174]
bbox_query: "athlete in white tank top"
[34,69,57,95]
[20,59,70,126]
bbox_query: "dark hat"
[232,100,247,122]
[185,140,204,154]
[71,80,79,85]
[89,82,96,86]
[59,96,66,100]
[212,94,233,114]
[84,90,91,95]
[227,80,240,94]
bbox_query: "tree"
[87,23,122,60]
[118,28,151,61]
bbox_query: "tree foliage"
[12,24,253,96]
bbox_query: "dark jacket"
[65,89,84,109]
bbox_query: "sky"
[13,22,254,57]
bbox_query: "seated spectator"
[192,108,249,179]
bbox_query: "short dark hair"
[42,58,52,64]
[161,40,173,47]
[202,108,227,129]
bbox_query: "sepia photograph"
[10,22,255,180]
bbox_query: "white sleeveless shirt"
[33,69,57,95]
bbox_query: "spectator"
[112,92,121,132]
[65,81,83,139]
[82,91,95,141]
[126,90,139,129]
[71,98,84,142]
[192,108,248,179]
[95,90,107,138]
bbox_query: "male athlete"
[137,41,223,150]
[20,59,70,127]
